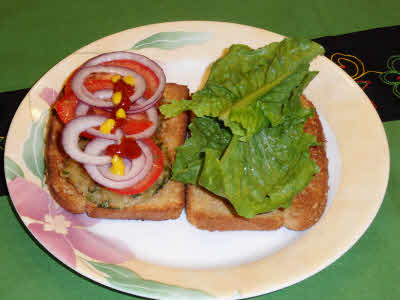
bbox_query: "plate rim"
[4,20,390,300]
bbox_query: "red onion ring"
[62,116,112,165]
[102,99,145,114]
[82,51,166,113]
[126,104,158,139]
[75,102,90,116]
[71,65,146,107]
[125,97,159,113]
[72,101,156,139]
[99,158,134,176]
[98,154,145,181]
[93,89,113,100]
[74,97,122,140]
[83,139,153,189]
[86,128,123,141]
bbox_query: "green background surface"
[2,0,400,92]
[1,0,399,299]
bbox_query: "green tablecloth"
[2,0,400,93]
[1,121,398,300]
[1,1,399,299]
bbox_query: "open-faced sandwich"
[46,37,328,230]
[45,52,189,220]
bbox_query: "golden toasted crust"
[45,83,189,220]
[46,110,87,213]
[282,96,329,230]
[186,95,328,231]
[86,181,186,220]
[186,187,284,231]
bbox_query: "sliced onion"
[121,159,132,173]
[93,89,113,99]
[62,116,112,165]
[74,97,122,141]
[126,103,158,139]
[124,97,157,113]
[98,157,134,181]
[86,127,123,141]
[98,154,145,181]
[98,158,134,177]
[71,65,146,107]
[82,138,115,156]
[83,139,153,189]
[82,51,166,113]
[75,102,90,116]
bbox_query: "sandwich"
[160,38,329,231]
[45,52,189,220]
[46,37,328,231]
[184,95,328,231]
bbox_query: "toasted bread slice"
[45,83,189,220]
[186,95,329,231]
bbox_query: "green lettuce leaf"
[173,113,319,218]
[166,38,324,218]
[160,38,324,139]
[172,117,231,184]
[199,117,319,218]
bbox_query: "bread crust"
[283,96,329,230]
[45,83,189,220]
[186,187,285,231]
[186,95,329,231]
[46,110,87,213]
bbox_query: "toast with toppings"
[185,95,329,231]
[45,83,189,220]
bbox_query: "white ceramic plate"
[5,21,389,300]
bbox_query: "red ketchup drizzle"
[106,79,143,159]
[114,79,134,112]
[111,79,135,127]
[105,137,142,160]
[110,79,135,133]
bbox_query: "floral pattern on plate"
[8,177,134,268]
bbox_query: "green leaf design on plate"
[131,31,212,50]
[87,261,214,299]
[22,111,48,184]
[4,156,24,180]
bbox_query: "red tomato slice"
[54,97,79,124]
[107,138,163,195]
[55,71,110,123]
[55,74,115,123]
[54,96,96,139]
[84,75,114,93]
[101,60,159,99]
[54,59,159,124]
[121,119,153,135]
[62,68,79,99]
[87,106,114,119]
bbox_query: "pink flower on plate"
[39,87,58,105]
[8,177,135,268]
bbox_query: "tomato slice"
[84,74,114,93]
[107,138,163,195]
[54,96,79,124]
[121,119,153,135]
[55,74,116,123]
[54,59,159,124]
[101,59,159,99]
[54,60,163,195]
